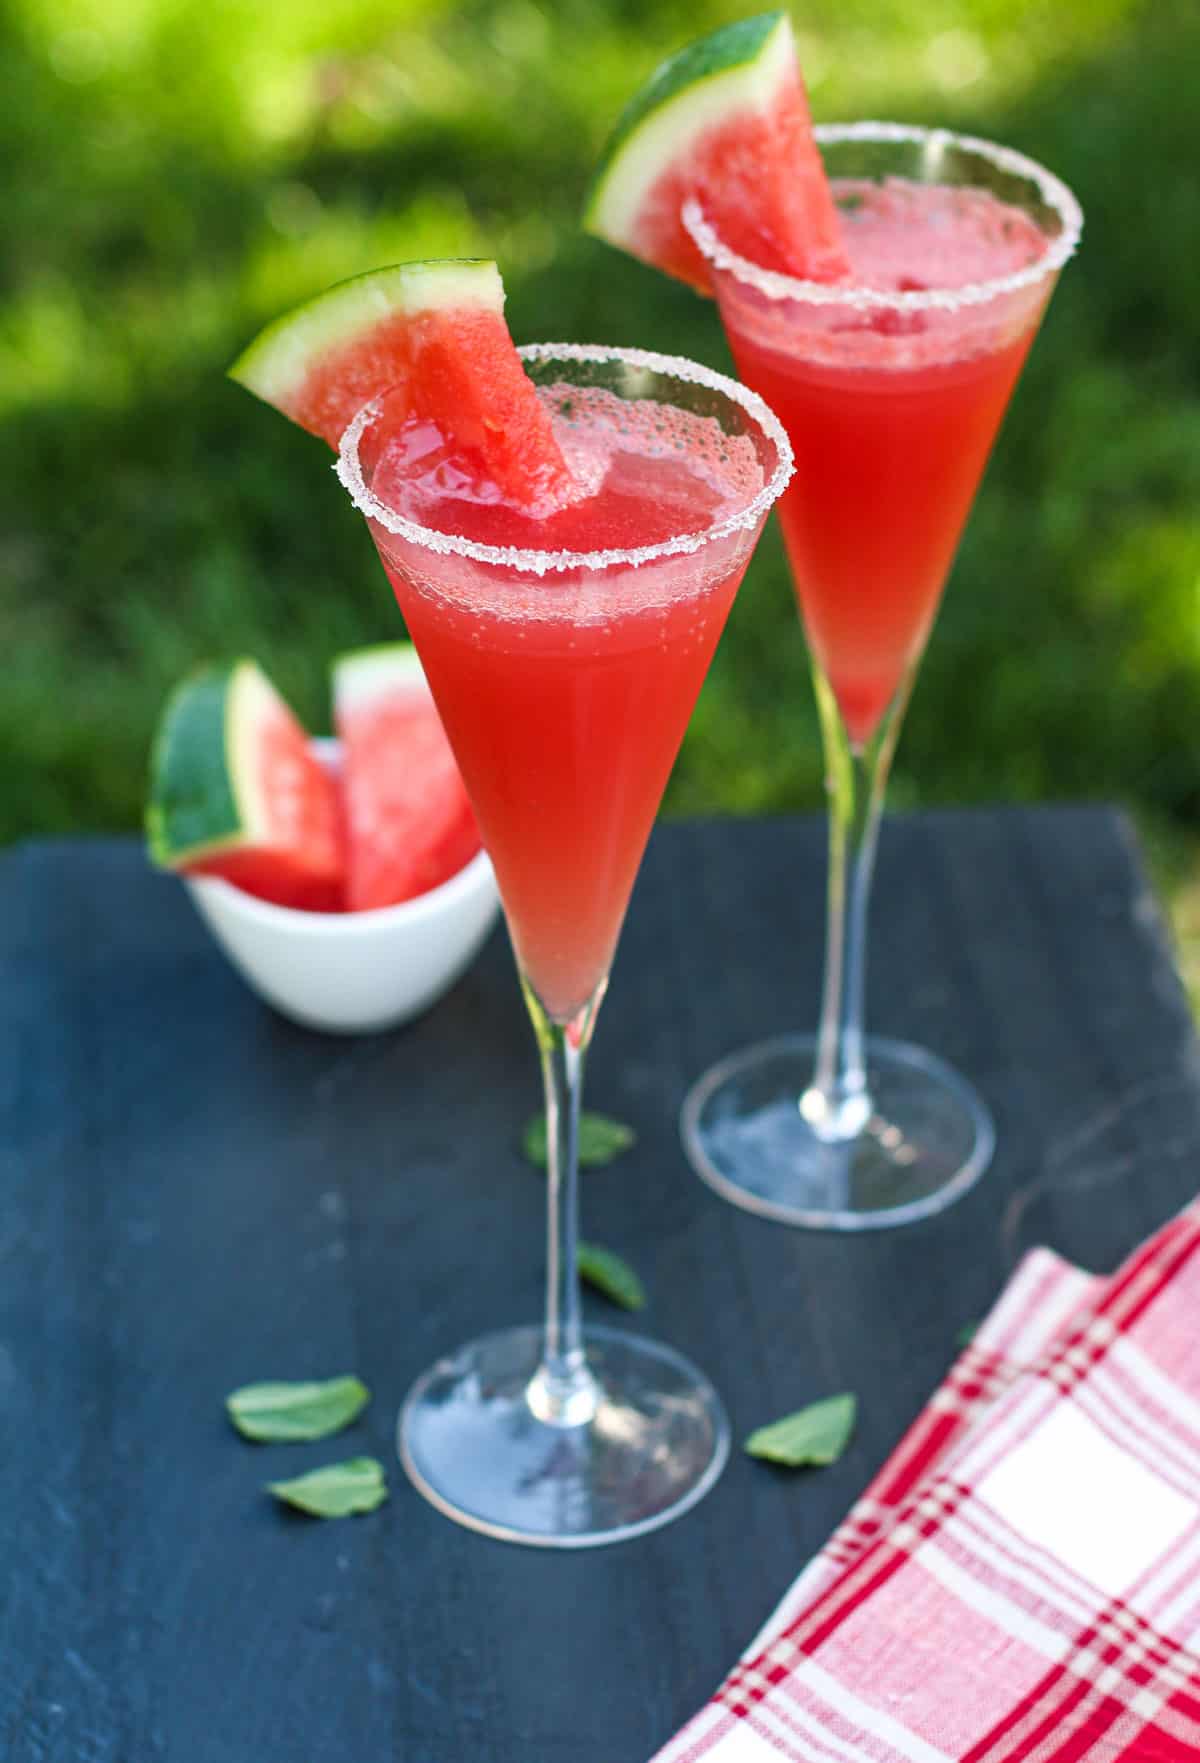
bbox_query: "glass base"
[681,1034,994,1230]
[398,1323,730,1548]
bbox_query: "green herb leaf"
[577,1241,646,1310]
[744,1393,857,1468]
[522,1112,637,1169]
[956,1321,979,1348]
[226,1375,370,1442]
[266,1457,388,1518]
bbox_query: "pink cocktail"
[681,126,1082,1229]
[338,343,791,1545]
[365,369,763,1023]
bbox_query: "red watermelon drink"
[350,355,779,1024]
[338,336,790,1548]
[587,20,1081,1230]
[679,129,1080,1231]
[692,159,1068,749]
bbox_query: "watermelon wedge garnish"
[584,11,850,294]
[147,660,344,912]
[228,259,573,509]
[334,644,481,912]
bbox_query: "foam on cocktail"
[373,385,763,557]
[838,182,1046,290]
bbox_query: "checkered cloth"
[655,1199,1200,1763]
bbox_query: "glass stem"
[802,663,915,1141]
[522,975,607,1427]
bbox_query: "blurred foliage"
[1,0,1198,878]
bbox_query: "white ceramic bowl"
[183,741,501,1034]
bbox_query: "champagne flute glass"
[337,344,792,1544]
[680,125,1082,1229]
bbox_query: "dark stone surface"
[3,810,1198,1761]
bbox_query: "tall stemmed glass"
[337,344,791,1545]
[680,126,1082,1229]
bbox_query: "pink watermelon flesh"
[592,19,853,300]
[185,696,345,912]
[652,79,849,293]
[336,678,481,912]
[283,305,574,512]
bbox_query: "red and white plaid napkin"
[655,1198,1200,1763]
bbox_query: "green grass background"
[3,0,1198,962]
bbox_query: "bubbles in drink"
[834,179,1049,293]
[372,385,763,558]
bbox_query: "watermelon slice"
[333,644,481,912]
[228,259,573,509]
[584,11,850,294]
[147,660,344,912]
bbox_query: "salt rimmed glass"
[679,125,1082,1230]
[337,343,792,1545]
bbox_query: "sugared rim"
[333,341,793,577]
[683,122,1083,313]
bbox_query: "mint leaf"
[226,1375,369,1443]
[266,1457,388,1518]
[577,1242,645,1310]
[578,1114,637,1164]
[745,1394,857,1468]
[522,1112,636,1169]
[522,1117,549,1164]
[956,1321,979,1348]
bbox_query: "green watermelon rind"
[583,11,794,257]
[228,260,505,417]
[146,660,275,868]
[332,643,429,719]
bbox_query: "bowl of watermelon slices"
[146,643,500,1034]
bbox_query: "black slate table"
[4,807,1200,1762]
